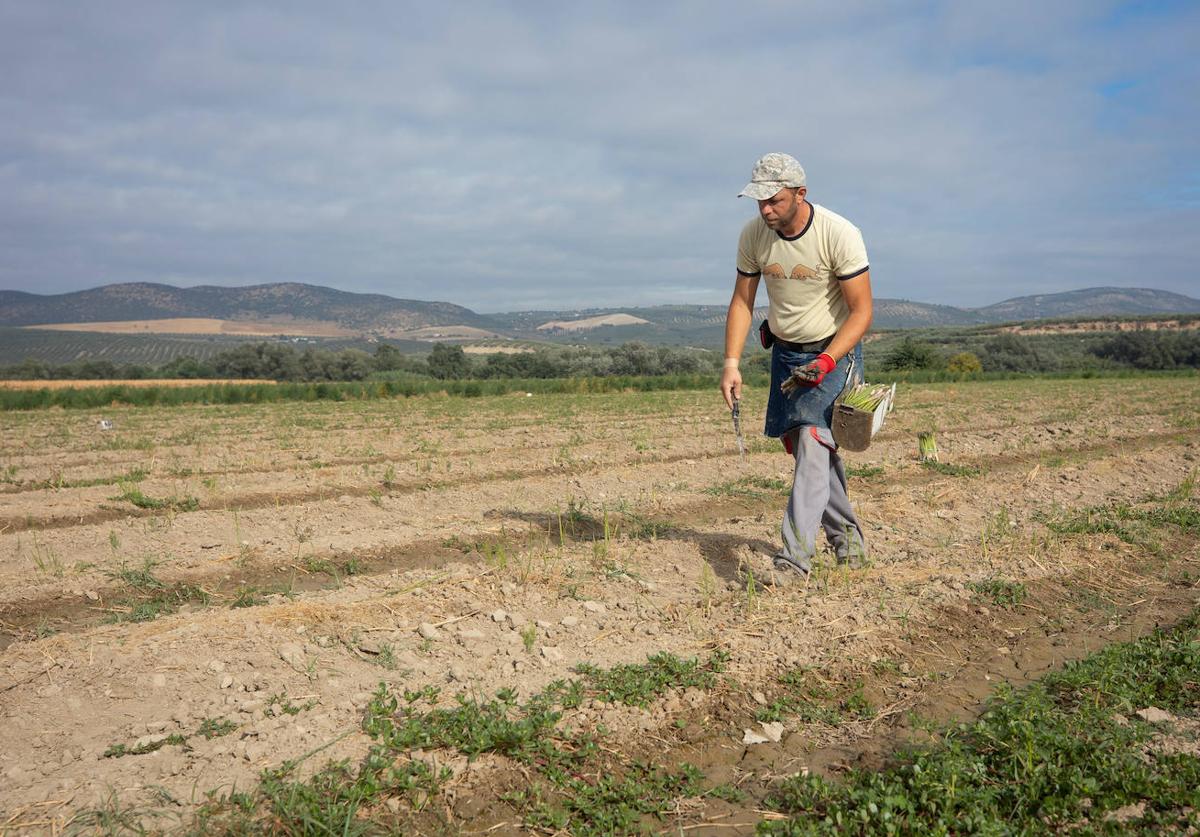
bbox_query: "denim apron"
[764,342,864,438]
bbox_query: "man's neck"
[779,200,812,238]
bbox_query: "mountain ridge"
[2,282,1198,338]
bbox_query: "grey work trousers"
[777,425,866,572]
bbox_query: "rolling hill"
[1,283,1197,364]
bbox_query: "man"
[721,152,872,581]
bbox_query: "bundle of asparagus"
[832,381,896,451]
[918,431,939,463]
[840,383,892,413]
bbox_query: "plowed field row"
[1,377,1197,834]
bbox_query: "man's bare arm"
[823,271,873,364]
[720,273,760,409]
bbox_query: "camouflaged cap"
[738,152,806,200]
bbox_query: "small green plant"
[375,643,399,671]
[111,557,163,589]
[229,586,264,609]
[745,569,758,613]
[968,577,1028,609]
[104,733,188,759]
[30,534,64,577]
[521,623,537,653]
[197,717,238,739]
[268,693,317,716]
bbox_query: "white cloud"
[1,1,1197,310]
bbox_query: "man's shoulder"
[810,203,860,233]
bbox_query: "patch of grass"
[229,585,265,609]
[522,761,708,837]
[104,732,189,759]
[705,474,791,499]
[919,460,981,477]
[373,643,399,671]
[113,481,199,511]
[188,651,735,835]
[968,577,1028,609]
[1040,478,1199,554]
[105,561,209,623]
[756,670,874,725]
[846,463,884,479]
[760,609,1200,835]
[110,557,164,589]
[197,717,238,739]
[66,791,172,835]
[572,651,730,709]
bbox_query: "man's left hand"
[781,353,835,394]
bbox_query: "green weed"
[920,460,981,477]
[268,693,317,716]
[760,610,1200,835]
[756,670,874,726]
[572,651,730,709]
[104,733,188,759]
[968,577,1028,609]
[705,475,790,499]
[114,481,199,511]
[229,586,265,609]
[846,464,885,479]
[197,717,238,739]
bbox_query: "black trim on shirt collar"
[775,200,814,241]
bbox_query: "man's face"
[757,187,806,231]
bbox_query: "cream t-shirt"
[736,202,869,343]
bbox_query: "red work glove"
[781,353,835,394]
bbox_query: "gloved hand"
[780,353,836,394]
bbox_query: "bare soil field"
[1,376,1197,834]
[26,319,355,337]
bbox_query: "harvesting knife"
[731,397,746,461]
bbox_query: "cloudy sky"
[2,1,1197,312]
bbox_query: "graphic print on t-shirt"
[763,262,819,281]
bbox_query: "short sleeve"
[736,222,761,276]
[831,223,869,280]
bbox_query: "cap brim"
[738,182,787,200]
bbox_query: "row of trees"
[5,329,1195,382]
[880,331,1200,372]
[1,341,721,382]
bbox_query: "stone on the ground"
[278,644,306,669]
